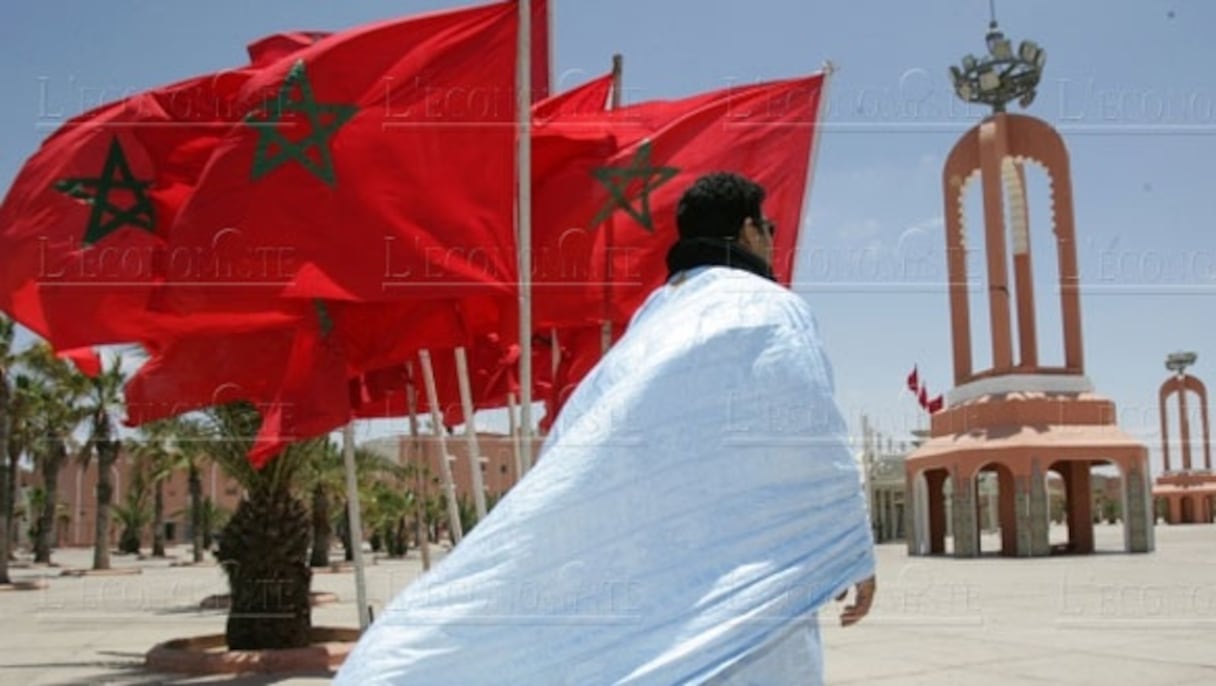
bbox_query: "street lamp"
[1166,351,1197,375]
[949,17,1046,113]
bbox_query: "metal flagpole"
[791,61,834,289]
[341,423,370,629]
[454,347,488,520]
[507,391,524,483]
[600,54,624,355]
[418,349,463,544]
[404,366,431,572]
[517,0,535,473]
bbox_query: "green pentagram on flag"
[313,299,335,337]
[53,137,156,246]
[247,59,357,186]
[591,141,679,232]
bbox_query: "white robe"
[335,266,875,685]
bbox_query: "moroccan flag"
[530,0,552,102]
[531,73,827,328]
[123,310,318,427]
[352,332,554,427]
[530,78,620,328]
[533,72,613,122]
[927,395,944,414]
[160,0,545,315]
[124,295,475,465]
[124,296,470,423]
[918,385,929,409]
[906,366,919,393]
[540,323,621,432]
[247,31,332,66]
[123,300,351,466]
[248,304,351,466]
[0,34,328,351]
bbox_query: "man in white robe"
[336,172,876,684]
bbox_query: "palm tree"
[164,418,210,563]
[366,478,415,558]
[299,441,343,568]
[206,402,317,650]
[198,498,229,551]
[113,490,151,555]
[19,344,88,564]
[302,442,389,568]
[5,369,33,565]
[0,315,16,584]
[78,355,125,571]
[129,423,172,557]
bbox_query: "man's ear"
[737,220,761,251]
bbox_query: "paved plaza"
[1,524,1214,685]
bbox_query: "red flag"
[246,31,331,66]
[918,385,929,409]
[352,332,552,427]
[161,0,535,315]
[533,72,613,122]
[906,366,919,393]
[927,395,944,414]
[531,0,552,102]
[531,73,828,328]
[540,323,622,432]
[248,306,350,467]
[0,35,330,351]
[123,318,309,427]
[57,347,102,377]
[122,300,350,467]
[0,68,284,349]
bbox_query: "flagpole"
[341,423,370,630]
[404,368,431,572]
[517,0,535,473]
[507,391,524,484]
[454,346,488,520]
[601,54,624,355]
[418,349,463,544]
[791,61,834,288]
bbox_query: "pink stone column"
[979,115,1014,372]
[1009,163,1039,368]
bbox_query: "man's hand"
[835,575,876,627]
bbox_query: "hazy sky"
[2,1,1213,473]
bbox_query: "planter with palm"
[207,402,317,651]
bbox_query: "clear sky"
[1,1,1213,473]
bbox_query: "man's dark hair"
[675,172,766,241]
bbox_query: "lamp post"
[1165,351,1199,473]
[1166,351,1197,377]
[948,12,1046,113]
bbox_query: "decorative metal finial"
[948,3,1046,113]
[1166,351,1197,376]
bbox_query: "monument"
[904,14,1154,557]
[1152,352,1216,523]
